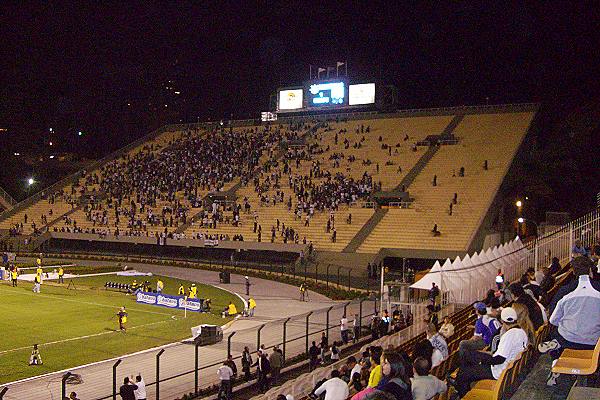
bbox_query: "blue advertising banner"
[136,291,204,312]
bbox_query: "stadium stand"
[358,112,536,254]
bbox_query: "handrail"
[0,185,16,206]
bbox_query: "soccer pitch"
[0,271,243,384]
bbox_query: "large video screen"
[308,81,345,106]
[278,89,303,110]
[349,83,376,105]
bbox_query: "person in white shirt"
[426,323,448,367]
[133,374,146,400]
[217,362,234,400]
[410,357,447,400]
[313,370,349,400]
[340,315,349,344]
[450,307,528,398]
[346,356,362,391]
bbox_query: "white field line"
[0,318,175,355]
[0,285,179,317]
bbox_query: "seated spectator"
[459,302,500,356]
[521,271,542,300]
[538,267,556,302]
[508,282,544,330]
[511,302,536,345]
[368,346,383,388]
[548,256,562,275]
[313,370,349,400]
[412,340,435,369]
[571,239,589,258]
[410,357,447,400]
[539,256,600,386]
[449,307,528,397]
[369,350,412,400]
[438,316,455,339]
[426,323,448,367]
[346,356,363,392]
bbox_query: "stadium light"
[27,178,35,186]
[78,131,83,136]
[517,217,524,223]
[515,200,523,208]
[49,141,53,146]
[49,128,53,132]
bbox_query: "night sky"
[1,2,599,212]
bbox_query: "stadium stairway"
[341,115,464,253]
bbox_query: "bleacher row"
[0,110,536,255]
[253,260,578,400]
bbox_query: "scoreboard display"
[276,81,375,112]
[308,81,346,106]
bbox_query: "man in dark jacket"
[253,351,271,392]
[119,377,137,400]
[508,282,544,330]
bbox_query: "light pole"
[26,178,35,196]
[517,217,539,236]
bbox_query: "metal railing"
[428,207,600,304]
[47,298,380,400]
[0,185,16,207]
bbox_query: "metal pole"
[379,263,385,316]
[359,299,364,339]
[343,301,351,317]
[62,372,72,400]
[326,264,330,289]
[337,266,342,287]
[112,360,122,400]
[304,262,307,282]
[227,332,236,357]
[348,269,351,291]
[0,387,7,399]
[257,324,265,352]
[283,317,291,359]
[315,263,318,284]
[156,349,165,400]
[326,305,334,340]
[305,311,313,355]
[194,341,200,395]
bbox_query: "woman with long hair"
[512,302,536,344]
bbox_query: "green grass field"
[0,271,243,383]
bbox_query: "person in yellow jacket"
[222,301,238,318]
[178,283,185,295]
[58,267,64,284]
[156,279,164,293]
[248,298,257,317]
[189,283,197,299]
[117,307,128,332]
[36,266,43,277]
[11,269,18,287]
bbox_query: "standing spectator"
[320,332,329,363]
[314,370,349,400]
[245,276,251,296]
[340,315,349,344]
[269,346,284,384]
[428,282,440,307]
[410,357,447,400]
[449,307,528,398]
[254,350,271,392]
[309,341,320,371]
[330,342,340,363]
[352,313,360,343]
[241,346,252,381]
[539,257,600,386]
[119,377,138,400]
[133,375,146,400]
[217,361,234,400]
